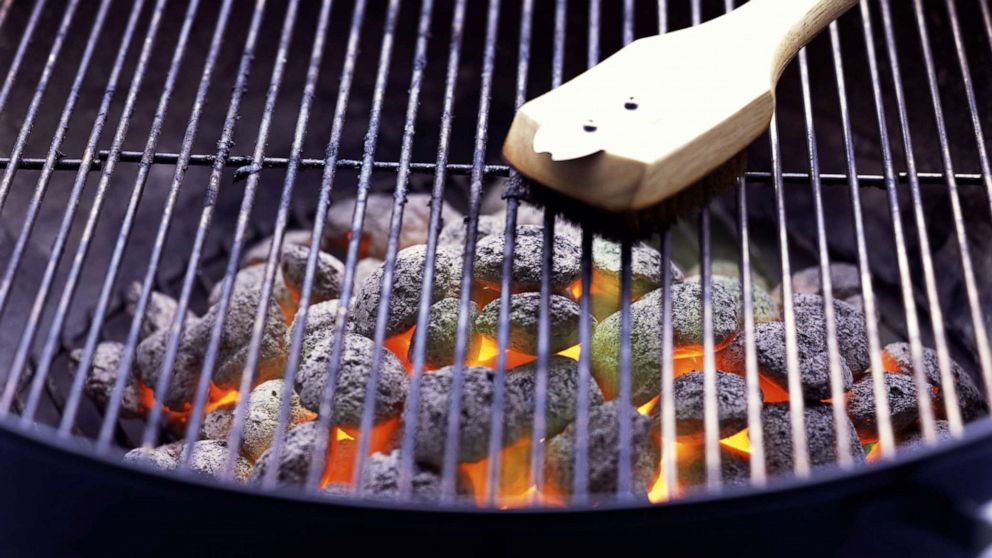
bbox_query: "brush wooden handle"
[503,0,857,213]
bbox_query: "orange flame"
[320,416,400,488]
[459,436,565,508]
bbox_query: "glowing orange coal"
[138,381,241,427]
[460,436,565,508]
[384,326,417,372]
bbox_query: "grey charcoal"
[200,406,234,441]
[322,193,461,259]
[240,379,315,463]
[590,237,684,320]
[897,420,953,453]
[505,356,605,438]
[883,342,988,421]
[242,229,312,267]
[792,293,870,379]
[472,224,581,293]
[280,244,345,304]
[544,401,657,498]
[296,332,407,426]
[590,283,738,405]
[250,421,321,487]
[126,282,195,340]
[71,342,145,419]
[719,321,853,402]
[180,439,252,482]
[285,299,343,365]
[202,266,288,390]
[355,450,445,502]
[412,365,531,467]
[135,321,209,410]
[351,244,461,339]
[475,293,585,355]
[658,370,756,442]
[438,214,506,250]
[123,444,180,471]
[847,373,928,441]
[209,264,295,320]
[413,298,480,369]
[355,257,383,292]
[761,403,865,475]
[677,447,751,491]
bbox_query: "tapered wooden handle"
[745,0,859,81]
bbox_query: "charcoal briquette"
[126,282,195,340]
[180,439,253,482]
[279,244,345,304]
[413,297,481,369]
[589,237,684,319]
[296,332,407,426]
[847,372,928,441]
[472,224,581,293]
[250,421,321,487]
[475,292,585,355]
[896,420,953,452]
[209,263,295,321]
[355,450,446,502]
[240,379,316,463]
[505,356,605,438]
[773,263,862,309]
[123,443,181,471]
[761,402,864,475]
[792,293,870,379]
[658,370,756,443]
[135,323,208,410]
[242,229,313,267]
[200,406,234,441]
[883,342,988,421]
[544,401,657,497]
[677,446,751,491]
[70,342,146,419]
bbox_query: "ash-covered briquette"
[719,321,853,402]
[792,293,870,379]
[677,446,751,491]
[241,229,313,268]
[202,265,289,391]
[355,257,382,293]
[475,293,586,355]
[896,420,953,452]
[209,263,295,320]
[883,342,988,421]
[200,406,234,440]
[589,238,684,320]
[351,244,461,339]
[589,282,739,405]
[438,214,505,250]
[279,244,345,304]
[180,439,253,482]
[341,450,446,502]
[846,373,928,442]
[249,421,321,487]
[412,365,531,467]
[505,356,606,438]
[321,193,462,260]
[655,370,757,443]
[761,402,865,475]
[126,282,195,341]
[718,322,854,401]
[286,299,344,365]
[135,319,210,410]
[413,298,481,369]
[123,441,183,471]
[70,342,146,419]
[240,379,316,463]
[714,276,779,325]
[544,401,658,498]
[773,263,864,312]
[295,332,407,427]
[472,224,581,293]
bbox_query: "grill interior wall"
[0,0,990,505]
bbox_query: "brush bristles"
[521,151,747,242]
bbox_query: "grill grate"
[0,0,990,509]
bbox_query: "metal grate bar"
[797,48,854,468]
[0,0,47,136]
[911,0,992,429]
[857,0,939,444]
[945,0,992,406]
[399,0,468,497]
[0,0,80,213]
[438,0,501,502]
[877,0,963,436]
[770,111,811,477]
[827,20,895,459]
[0,0,115,411]
[259,0,334,490]
[352,0,436,495]
[304,0,397,492]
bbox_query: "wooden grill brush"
[503,0,858,240]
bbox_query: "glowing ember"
[637,396,659,416]
[321,416,400,488]
[459,436,564,508]
[557,344,581,361]
[384,326,417,372]
[720,428,751,454]
[469,336,537,369]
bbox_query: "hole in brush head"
[625,97,638,110]
[583,120,597,132]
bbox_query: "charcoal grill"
[2,0,992,555]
